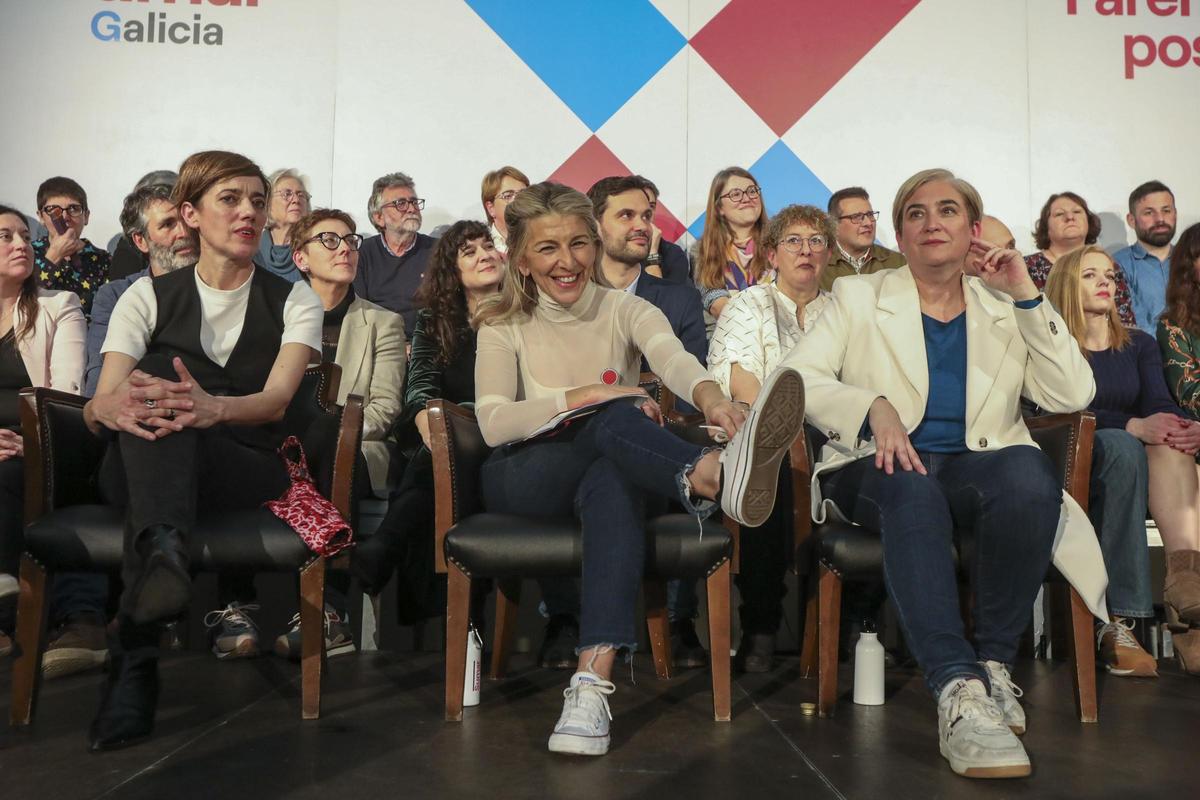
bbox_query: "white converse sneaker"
[720,367,804,527]
[982,660,1027,735]
[547,671,616,756]
[937,678,1031,779]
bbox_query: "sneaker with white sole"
[1097,617,1158,677]
[0,572,18,599]
[204,602,261,660]
[720,367,804,527]
[273,605,357,661]
[937,678,1031,779]
[981,660,1026,735]
[547,671,616,756]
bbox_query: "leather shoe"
[129,525,191,625]
[89,628,159,752]
[670,619,709,669]
[538,614,579,670]
[739,632,776,673]
[350,533,399,596]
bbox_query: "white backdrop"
[2,0,1197,253]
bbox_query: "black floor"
[2,649,1196,800]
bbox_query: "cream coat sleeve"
[360,308,406,441]
[474,322,568,447]
[43,291,86,393]
[1013,299,1097,412]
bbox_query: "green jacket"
[1158,318,1200,420]
[819,244,906,292]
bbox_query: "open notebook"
[522,393,647,441]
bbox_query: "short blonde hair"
[891,168,983,234]
[1044,245,1130,353]
[481,166,530,221]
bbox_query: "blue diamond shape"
[688,141,832,239]
[467,1,685,131]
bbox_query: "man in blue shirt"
[1113,180,1177,334]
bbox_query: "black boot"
[350,533,401,596]
[89,620,160,752]
[670,619,709,669]
[538,614,580,670]
[738,632,776,673]
[128,524,191,625]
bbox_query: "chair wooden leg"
[299,558,326,721]
[445,565,471,722]
[817,565,842,718]
[799,572,819,679]
[644,579,672,680]
[489,578,521,680]
[1069,587,1099,723]
[10,555,49,727]
[706,562,732,722]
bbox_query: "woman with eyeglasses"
[481,166,530,257]
[0,204,86,657]
[257,169,312,283]
[1024,191,1135,326]
[261,208,407,660]
[83,150,324,751]
[694,167,771,321]
[707,204,833,671]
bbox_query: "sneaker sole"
[548,731,610,756]
[42,647,109,679]
[275,639,358,661]
[722,369,804,528]
[940,741,1031,779]
[213,639,261,660]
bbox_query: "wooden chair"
[8,363,363,727]
[427,377,738,722]
[795,412,1100,722]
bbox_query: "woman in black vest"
[83,151,323,751]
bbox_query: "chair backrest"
[428,399,491,572]
[20,389,105,522]
[285,363,364,521]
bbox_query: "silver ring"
[143,398,157,409]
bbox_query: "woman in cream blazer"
[777,171,1106,780]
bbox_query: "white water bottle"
[463,625,482,707]
[853,628,885,706]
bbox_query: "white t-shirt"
[102,270,323,367]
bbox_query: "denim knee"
[1093,429,1148,479]
[992,446,1060,509]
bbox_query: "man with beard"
[820,186,906,290]
[41,183,199,681]
[1114,180,1178,334]
[353,172,436,336]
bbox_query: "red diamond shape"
[548,135,687,243]
[692,0,921,136]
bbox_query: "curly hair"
[763,204,836,250]
[417,220,492,364]
[1032,191,1101,251]
[1163,223,1200,336]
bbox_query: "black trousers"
[736,458,792,635]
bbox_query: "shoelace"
[562,678,616,722]
[1097,617,1140,651]
[985,662,1024,701]
[203,603,260,631]
[945,681,1003,730]
[282,606,344,632]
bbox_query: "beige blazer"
[778,266,1109,620]
[14,289,86,394]
[334,296,406,495]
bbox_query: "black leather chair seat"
[815,520,986,582]
[24,505,318,573]
[444,513,731,579]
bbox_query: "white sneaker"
[0,573,18,599]
[937,678,1031,779]
[547,671,616,756]
[720,367,804,527]
[982,660,1026,735]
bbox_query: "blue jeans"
[821,445,1060,696]
[481,403,710,653]
[1089,429,1153,619]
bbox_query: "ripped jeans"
[481,403,714,653]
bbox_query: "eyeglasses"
[495,190,519,202]
[42,204,85,218]
[304,232,364,251]
[275,189,312,203]
[718,185,761,203]
[381,197,426,212]
[837,211,880,224]
[779,235,828,253]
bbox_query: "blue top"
[84,267,150,397]
[257,231,303,283]
[1113,242,1172,335]
[1088,328,1184,430]
[910,312,968,453]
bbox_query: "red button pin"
[601,369,618,385]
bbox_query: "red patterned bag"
[265,436,354,557]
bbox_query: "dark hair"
[119,183,175,242]
[288,208,357,253]
[0,204,42,342]
[587,175,648,219]
[172,150,269,213]
[1129,180,1174,215]
[628,175,660,198]
[417,220,492,364]
[36,177,88,214]
[1033,191,1101,250]
[1163,223,1200,336]
[827,186,869,217]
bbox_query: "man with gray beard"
[83,184,198,396]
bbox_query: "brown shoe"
[1097,618,1157,677]
[42,613,109,679]
[1173,629,1200,675]
[1165,550,1200,627]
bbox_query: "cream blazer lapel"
[874,267,928,409]
[334,300,370,405]
[963,278,1018,431]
